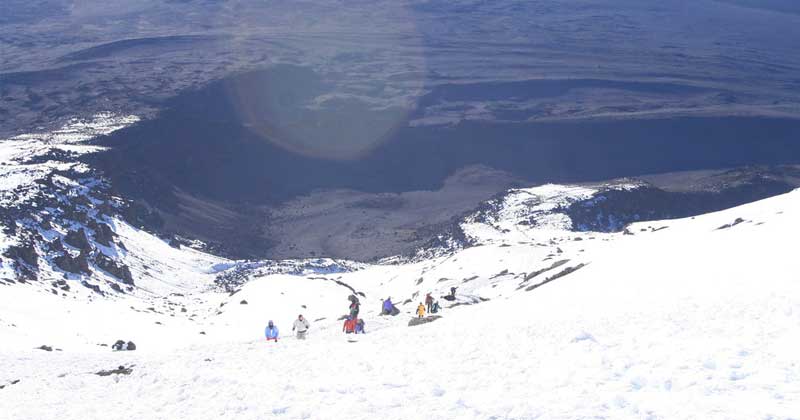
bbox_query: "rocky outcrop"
[4,242,38,268]
[94,253,134,285]
[64,229,91,251]
[89,220,117,247]
[563,176,794,233]
[54,250,92,274]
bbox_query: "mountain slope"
[2,187,799,419]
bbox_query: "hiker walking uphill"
[425,293,434,313]
[417,302,425,318]
[292,314,310,339]
[348,294,360,319]
[264,320,279,342]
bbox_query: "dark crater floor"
[88,69,800,260]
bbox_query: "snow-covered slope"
[2,181,799,419]
[0,114,229,292]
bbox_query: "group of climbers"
[264,288,458,342]
[418,292,441,318]
[264,314,310,342]
[344,294,365,334]
[343,316,365,334]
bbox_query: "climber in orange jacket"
[416,303,425,318]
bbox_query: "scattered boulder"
[53,254,91,274]
[240,300,248,305]
[4,242,38,267]
[90,221,116,247]
[1,379,21,389]
[55,252,91,274]
[64,229,91,251]
[47,238,65,253]
[36,345,53,352]
[94,253,134,285]
[81,281,103,295]
[717,217,746,230]
[96,365,133,376]
[523,259,569,282]
[408,315,442,327]
[111,340,136,351]
[40,218,53,230]
[525,263,587,292]
[380,307,401,316]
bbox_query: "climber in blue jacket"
[265,320,279,342]
[382,297,394,315]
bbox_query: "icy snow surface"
[2,180,799,418]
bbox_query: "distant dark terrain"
[89,70,800,259]
[3,0,800,259]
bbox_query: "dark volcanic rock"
[408,315,442,327]
[96,365,133,376]
[89,220,117,246]
[81,281,103,295]
[525,264,587,292]
[111,340,136,351]
[564,174,795,233]
[64,229,91,251]
[54,251,91,274]
[523,259,570,282]
[94,253,134,285]
[4,242,38,267]
[47,238,65,253]
[717,217,746,230]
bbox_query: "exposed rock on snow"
[525,264,587,292]
[717,217,747,230]
[96,366,133,376]
[111,340,136,351]
[408,315,442,327]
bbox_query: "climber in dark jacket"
[425,293,434,313]
[431,300,441,314]
[348,295,360,319]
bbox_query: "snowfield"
[2,185,800,418]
